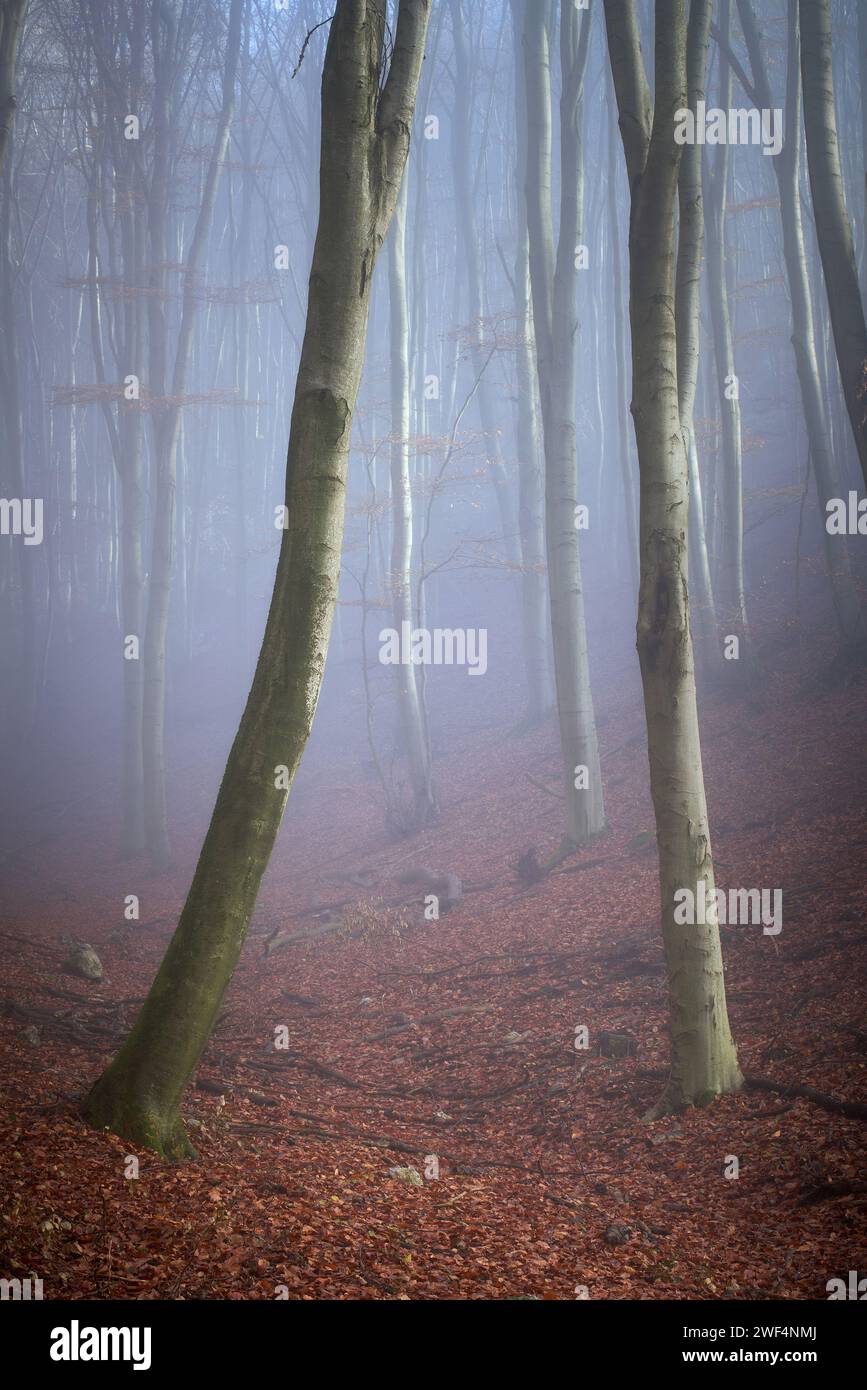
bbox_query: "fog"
[1,0,866,1319]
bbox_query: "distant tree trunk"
[83,0,430,1159]
[0,0,26,177]
[510,0,549,724]
[387,180,437,826]
[449,0,520,569]
[674,0,718,671]
[706,0,748,661]
[606,76,639,594]
[737,0,866,650]
[522,0,604,851]
[799,0,867,489]
[142,0,243,870]
[859,1,867,291]
[605,0,742,1116]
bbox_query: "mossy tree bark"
[604,0,742,1116]
[83,0,431,1158]
[799,0,867,490]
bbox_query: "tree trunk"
[522,0,604,851]
[0,0,26,178]
[387,180,437,826]
[83,0,430,1159]
[674,0,718,672]
[143,0,243,870]
[449,0,521,569]
[705,0,748,660]
[605,0,742,1115]
[799,0,867,489]
[510,0,550,725]
[737,0,865,650]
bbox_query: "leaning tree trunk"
[737,0,865,650]
[387,180,437,827]
[83,0,430,1159]
[605,0,742,1116]
[674,0,718,673]
[799,0,867,489]
[522,0,604,851]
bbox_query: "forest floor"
[2,614,866,1300]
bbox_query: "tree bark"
[605,0,742,1115]
[387,180,437,826]
[0,0,26,178]
[737,0,865,650]
[705,0,749,659]
[674,0,718,672]
[83,0,430,1159]
[142,0,244,870]
[799,0,867,488]
[522,0,604,850]
[510,0,550,724]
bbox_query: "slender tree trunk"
[449,0,520,569]
[143,0,244,870]
[605,0,742,1115]
[737,0,865,650]
[606,76,639,595]
[0,0,26,178]
[523,0,604,851]
[706,0,748,660]
[83,0,430,1159]
[675,0,718,672]
[387,180,436,826]
[799,0,867,488]
[510,0,549,724]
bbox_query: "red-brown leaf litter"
[2,614,866,1300]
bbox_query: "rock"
[604,1222,633,1246]
[597,1030,637,1060]
[21,1025,41,1046]
[63,943,103,982]
[387,1165,423,1188]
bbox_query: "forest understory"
[2,597,866,1301]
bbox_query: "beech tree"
[83,0,431,1157]
[736,0,866,650]
[799,0,867,488]
[0,0,26,177]
[520,0,604,851]
[605,0,742,1115]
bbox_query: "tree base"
[82,1080,197,1160]
[643,1068,744,1123]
